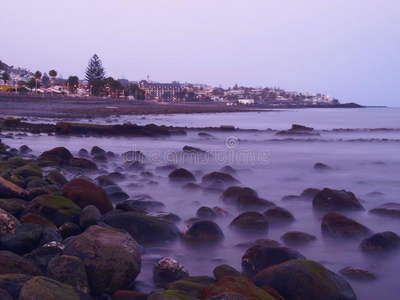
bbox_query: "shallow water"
[3,108,400,299]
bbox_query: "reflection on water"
[3,108,400,299]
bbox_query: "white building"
[238,99,255,105]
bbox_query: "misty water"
[4,107,400,299]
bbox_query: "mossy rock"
[37,160,60,168]
[96,175,115,187]
[166,277,215,299]
[19,276,80,300]
[19,213,57,229]
[45,185,62,195]
[7,157,28,167]
[0,162,11,174]
[0,198,26,215]
[213,264,242,281]
[148,290,198,300]
[0,273,33,299]
[0,251,41,276]
[9,175,27,189]
[47,170,68,186]
[12,164,43,179]
[27,178,49,189]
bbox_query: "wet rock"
[118,198,165,213]
[7,157,28,167]
[168,168,196,182]
[90,146,106,156]
[47,255,90,295]
[19,213,56,228]
[21,194,81,227]
[229,212,268,232]
[165,278,207,299]
[219,165,237,175]
[108,171,128,182]
[201,276,278,300]
[150,212,182,223]
[19,145,32,155]
[27,177,49,189]
[63,225,141,295]
[183,145,206,153]
[115,200,149,214]
[198,132,214,138]
[93,154,108,163]
[254,259,357,300]
[0,198,25,215]
[0,251,41,275]
[281,231,317,245]
[153,258,189,285]
[263,207,295,224]
[0,223,43,255]
[69,157,98,172]
[213,264,242,280]
[339,267,377,281]
[77,148,89,157]
[148,290,197,300]
[314,162,333,171]
[19,276,80,300]
[313,188,364,211]
[196,206,219,219]
[38,147,74,166]
[38,227,62,247]
[59,222,81,239]
[0,177,28,199]
[369,202,400,218]
[242,246,305,278]
[205,293,247,300]
[301,187,321,198]
[156,164,177,174]
[112,290,149,300]
[108,191,130,202]
[79,205,101,230]
[0,274,33,300]
[126,161,145,171]
[23,242,64,274]
[103,210,180,245]
[182,220,224,244]
[202,172,239,184]
[47,170,68,186]
[12,164,43,178]
[221,186,275,209]
[321,212,371,239]
[365,191,385,198]
[62,178,113,214]
[234,239,281,249]
[0,208,20,238]
[359,231,400,252]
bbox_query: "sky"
[1,0,399,106]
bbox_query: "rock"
[23,242,64,274]
[254,259,357,300]
[96,175,115,187]
[150,212,182,223]
[0,251,41,275]
[281,231,317,245]
[301,188,321,198]
[359,231,400,252]
[165,279,206,299]
[313,188,364,211]
[182,220,224,244]
[0,274,33,300]
[79,205,101,230]
[221,186,275,209]
[196,206,219,219]
[321,212,371,239]
[63,225,141,295]
[0,177,28,199]
[291,124,314,131]
[219,166,237,175]
[47,170,68,186]
[369,202,400,218]
[0,223,43,255]
[229,212,268,232]
[59,222,82,239]
[202,172,239,184]
[19,145,32,155]
[0,208,20,238]
[93,154,108,163]
[263,207,295,224]
[108,171,128,182]
[126,161,145,171]
[168,168,196,182]
[62,178,113,214]
[27,178,49,189]
[7,157,28,167]
[153,258,189,285]
[21,194,81,227]
[38,227,63,247]
[77,148,89,157]
[242,246,305,278]
[47,255,90,295]
[339,267,377,281]
[112,290,149,300]
[69,157,98,172]
[117,199,165,213]
[201,276,278,300]
[365,191,384,198]
[313,163,332,171]
[0,198,25,215]
[19,276,80,300]
[183,145,206,153]
[12,164,43,179]
[115,200,148,214]
[103,210,180,245]
[234,239,281,249]
[147,290,197,300]
[213,264,241,280]
[205,293,247,300]
[19,213,56,228]
[38,147,73,166]
[108,191,130,202]
[90,146,106,156]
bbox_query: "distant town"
[0,55,344,107]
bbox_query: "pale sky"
[1,0,399,106]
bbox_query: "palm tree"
[1,72,10,85]
[49,70,57,87]
[34,71,42,93]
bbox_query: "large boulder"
[254,259,357,300]
[182,220,224,244]
[0,177,28,200]
[202,172,239,184]
[321,212,371,239]
[0,274,33,300]
[46,170,68,186]
[79,205,101,230]
[313,188,364,211]
[168,168,196,182]
[369,202,400,218]
[263,207,295,224]
[281,231,317,246]
[0,208,20,238]
[359,231,400,252]
[0,251,41,276]
[153,258,189,285]
[0,198,26,215]
[62,179,113,214]
[63,225,141,295]
[19,276,80,300]
[0,223,43,255]
[242,246,305,278]
[20,195,81,227]
[213,264,242,281]
[221,186,275,209]
[38,147,74,166]
[229,212,268,232]
[103,210,180,245]
[68,157,98,172]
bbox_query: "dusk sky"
[1,0,399,106]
